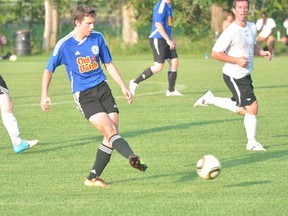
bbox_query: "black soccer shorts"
[73,81,119,120]
[223,74,256,107]
[150,38,178,63]
[0,75,9,95]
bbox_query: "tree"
[1,0,288,52]
[122,2,138,45]
[43,0,58,52]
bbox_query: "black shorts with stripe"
[73,81,119,120]
[0,75,9,94]
[223,74,256,107]
[150,38,178,63]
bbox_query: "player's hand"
[40,96,52,112]
[122,87,133,104]
[237,56,248,68]
[261,50,272,61]
[172,39,178,49]
[167,39,175,50]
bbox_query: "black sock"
[87,143,113,180]
[134,68,153,84]
[168,71,177,92]
[110,134,134,159]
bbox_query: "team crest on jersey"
[91,45,99,55]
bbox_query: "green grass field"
[0,54,287,215]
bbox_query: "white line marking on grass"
[17,81,187,107]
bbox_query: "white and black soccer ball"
[196,155,221,180]
[9,55,17,62]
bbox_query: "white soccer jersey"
[212,21,257,79]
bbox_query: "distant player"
[0,34,38,153]
[40,5,147,187]
[194,0,272,151]
[129,0,182,97]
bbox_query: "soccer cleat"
[129,154,148,171]
[246,141,266,151]
[193,90,214,107]
[166,90,183,96]
[26,140,39,148]
[13,139,39,153]
[129,80,138,96]
[84,177,110,187]
[2,51,12,60]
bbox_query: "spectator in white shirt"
[281,18,288,45]
[256,12,276,54]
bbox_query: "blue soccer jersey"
[149,0,173,39]
[46,31,112,93]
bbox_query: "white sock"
[244,114,257,143]
[210,97,237,112]
[1,112,22,145]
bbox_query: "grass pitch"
[0,54,287,215]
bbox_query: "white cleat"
[193,90,213,107]
[129,80,138,96]
[246,141,266,151]
[26,140,39,148]
[166,90,183,96]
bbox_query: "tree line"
[0,0,287,51]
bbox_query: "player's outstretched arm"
[40,69,53,112]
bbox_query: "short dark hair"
[71,5,96,26]
[261,12,267,17]
[233,0,250,9]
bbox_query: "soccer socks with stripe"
[134,68,153,84]
[168,71,177,92]
[110,134,134,159]
[210,97,237,113]
[244,114,257,142]
[88,144,113,179]
[1,112,22,145]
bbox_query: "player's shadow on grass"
[225,180,271,187]
[122,118,240,138]
[26,119,240,153]
[257,84,288,90]
[19,136,101,154]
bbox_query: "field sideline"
[0,54,287,215]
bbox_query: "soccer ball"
[196,155,221,180]
[9,55,17,62]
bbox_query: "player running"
[129,0,182,97]
[194,0,272,151]
[0,34,38,153]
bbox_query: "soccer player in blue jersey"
[0,34,38,153]
[40,5,147,187]
[129,0,182,97]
